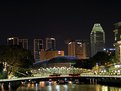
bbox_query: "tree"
[73,59,93,69]
[0,63,3,73]
[74,51,115,69]
[0,45,34,77]
[0,63,4,78]
[90,52,108,65]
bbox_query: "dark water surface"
[1,81,121,91]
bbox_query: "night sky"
[0,1,121,52]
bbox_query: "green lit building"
[90,23,105,56]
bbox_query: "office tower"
[67,40,88,59]
[7,37,19,45]
[46,38,56,50]
[19,39,28,50]
[90,23,105,57]
[33,39,44,61]
[113,22,121,62]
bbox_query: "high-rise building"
[46,38,56,50]
[90,23,105,56]
[7,37,19,45]
[33,39,44,61]
[67,40,89,59]
[7,37,28,50]
[113,22,121,42]
[113,22,121,62]
[19,39,28,50]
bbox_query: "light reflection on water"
[17,83,121,91]
[1,82,121,91]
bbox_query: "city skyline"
[0,1,121,50]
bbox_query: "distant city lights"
[8,37,14,40]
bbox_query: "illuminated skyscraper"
[33,39,44,61]
[7,37,19,45]
[90,23,105,56]
[46,38,56,50]
[67,40,89,59]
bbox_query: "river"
[1,81,121,91]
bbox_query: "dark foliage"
[0,45,34,77]
[74,51,115,69]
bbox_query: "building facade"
[7,37,28,49]
[90,23,105,57]
[40,50,64,61]
[46,38,56,50]
[19,39,28,49]
[33,39,44,61]
[113,22,121,62]
[67,40,89,59]
[7,37,19,45]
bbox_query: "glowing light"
[50,38,55,40]
[55,85,60,91]
[117,41,121,44]
[40,81,45,87]
[58,51,61,54]
[114,64,121,68]
[77,42,82,45]
[102,86,108,91]
[103,48,106,51]
[27,83,31,87]
[8,38,14,40]
[68,81,72,84]
[68,42,72,45]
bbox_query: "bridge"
[0,74,121,90]
[0,74,121,84]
